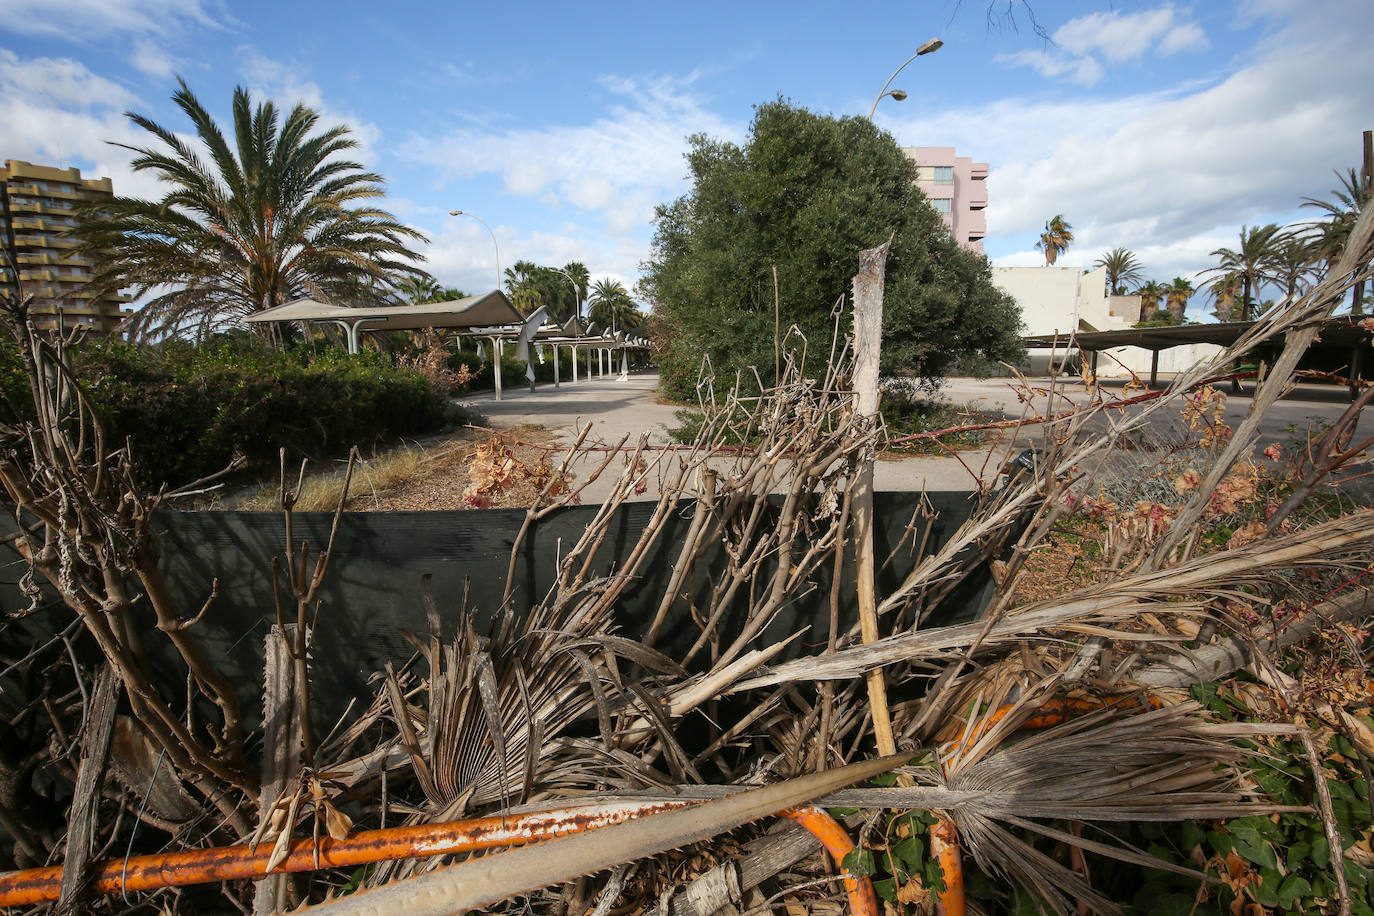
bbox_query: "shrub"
[2,339,445,488]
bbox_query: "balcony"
[959,210,987,239]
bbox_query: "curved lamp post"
[449,209,501,293]
[866,38,943,120]
[550,268,582,322]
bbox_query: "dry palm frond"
[384,582,685,820]
[914,698,1302,915]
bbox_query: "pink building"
[902,147,988,254]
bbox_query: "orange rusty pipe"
[931,816,964,916]
[0,800,878,915]
[930,693,1160,916]
[0,799,698,908]
[781,806,880,916]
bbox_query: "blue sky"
[1,0,1369,306]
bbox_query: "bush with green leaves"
[1,338,445,488]
[641,99,1024,399]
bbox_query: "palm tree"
[503,260,543,315]
[588,278,643,333]
[1036,215,1074,266]
[399,275,442,303]
[1303,167,1371,315]
[1199,224,1282,321]
[1207,272,1241,322]
[563,261,590,320]
[1136,280,1167,320]
[1269,232,1319,303]
[1165,277,1194,322]
[79,79,428,342]
[1092,247,1143,295]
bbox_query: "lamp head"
[449,209,463,216]
[917,38,943,55]
[890,89,908,102]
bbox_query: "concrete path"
[456,371,1369,502]
[458,373,1014,500]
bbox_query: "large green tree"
[80,79,429,341]
[640,100,1022,393]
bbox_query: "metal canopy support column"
[571,345,578,383]
[552,344,560,388]
[490,336,503,401]
[1149,349,1160,388]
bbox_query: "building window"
[930,198,952,215]
[933,166,954,184]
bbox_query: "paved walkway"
[456,371,1370,503]
[457,372,1012,500]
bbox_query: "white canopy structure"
[243,291,524,353]
[243,291,650,399]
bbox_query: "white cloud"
[236,50,382,158]
[1053,7,1190,63]
[0,50,167,199]
[0,0,225,39]
[1158,24,1209,56]
[996,50,1104,87]
[998,6,1208,86]
[420,218,647,301]
[129,39,175,78]
[892,2,1370,286]
[400,74,741,236]
[0,49,136,110]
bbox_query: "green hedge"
[1,338,445,488]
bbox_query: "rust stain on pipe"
[0,799,698,907]
[0,799,880,916]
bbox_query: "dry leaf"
[323,800,354,841]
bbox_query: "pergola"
[1023,317,1374,391]
[243,291,524,352]
[244,292,652,400]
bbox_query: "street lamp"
[550,268,582,323]
[449,209,501,293]
[867,38,943,120]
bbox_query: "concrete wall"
[993,266,1223,378]
[993,265,1116,337]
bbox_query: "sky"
[1,0,1369,309]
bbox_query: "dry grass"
[231,425,560,511]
